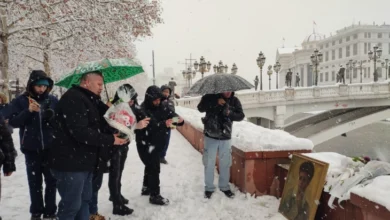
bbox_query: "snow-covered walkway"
[1,130,282,220]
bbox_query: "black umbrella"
[188,73,254,95]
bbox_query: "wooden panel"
[230,150,246,192]
[351,193,390,220]
[250,159,267,195]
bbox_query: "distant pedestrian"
[254,76,259,91]
[286,69,293,87]
[338,65,346,84]
[168,78,177,97]
[295,73,300,87]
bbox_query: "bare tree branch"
[24,54,44,64]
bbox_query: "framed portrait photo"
[279,154,329,220]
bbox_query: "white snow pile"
[350,176,390,211]
[176,106,314,152]
[303,152,390,211]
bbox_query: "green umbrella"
[56,58,144,99]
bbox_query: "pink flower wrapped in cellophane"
[104,102,137,140]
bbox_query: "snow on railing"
[176,82,390,109]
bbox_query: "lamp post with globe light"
[273,61,281,89]
[346,59,356,84]
[194,56,211,78]
[368,45,382,82]
[256,52,266,90]
[182,67,196,87]
[267,65,273,90]
[214,61,229,73]
[231,63,238,74]
[310,49,323,86]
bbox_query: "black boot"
[204,191,214,199]
[149,194,169,205]
[30,214,42,220]
[109,195,129,204]
[113,204,134,216]
[221,190,235,198]
[160,157,168,164]
[141,186,150,196]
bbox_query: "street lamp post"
[310,49,323,86]
[214,61,228,73]
[267,65,273,90]
[273,61,281,89]
[355,60,364,84]
[231,63,238,74]
[182,67,196,87]
[194,56,212,78]
[256,52,266,90]
[368,45,382,82]
[381,59,389,80]
[346,60,357,84]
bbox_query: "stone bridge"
[176,82,390,144]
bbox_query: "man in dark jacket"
[7,70,58,220]
[160,85,175,164]
[48,72,128,220]
[0,116,17,220]
[135,85,184,206]
[197,91,244,199]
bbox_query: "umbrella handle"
[104,82,109,101]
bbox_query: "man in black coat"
[197,91,244,199]
[7,70,58,220]
[48,72,128,220]
[135,85,184,206]
[0,116,17,220]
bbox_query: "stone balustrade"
[176,82,390,110]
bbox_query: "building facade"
[276,23,390,87]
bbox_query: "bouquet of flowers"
[104,84,139,140]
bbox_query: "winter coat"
[135,86,183,150]
[0,104,13,134]
[161,85,175,113]
[197,93,244,140]
[48,85,115,172]
[0,116,16,174]
[7,70,58,152]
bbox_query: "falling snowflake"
[148,146,155,153]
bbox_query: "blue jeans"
[161,130,171,158]
[89,172,103,214]
[25,152,57,217]
[203,136,232,192]
[51,170,93,220]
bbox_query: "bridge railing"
[176,82,390,109]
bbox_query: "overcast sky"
[135,0,390,86]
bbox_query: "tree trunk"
[0,9,10,100]
[43,49,51,76]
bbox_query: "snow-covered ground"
[1,130,285,220]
